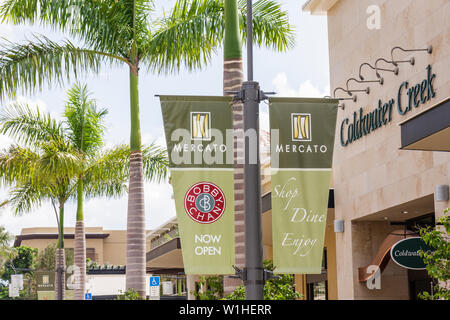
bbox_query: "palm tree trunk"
[55,204,66,300]
[223,0,245,296]
[74,180,86,300]
[126,65,147,298]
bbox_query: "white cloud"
[272,72,330,98]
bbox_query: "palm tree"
[64,84,167,299]
[0,106,81,299]
[0,86,168,299]
[63,83,108,300]
[0,0,293,297]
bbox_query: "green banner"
[159,96,235,274]
[269,97,338,274]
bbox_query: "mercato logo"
[340,64,436,147]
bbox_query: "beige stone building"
[146,0,449,300]
[15,0,449,300]
[303,0,450,299]
[15,227,151,266]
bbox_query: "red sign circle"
[184,182,226,224]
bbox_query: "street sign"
[150,276,160,287]
[162,281,173,295]
[11,274,23,290]
[8,284,19,297]
[149,276,160,300]
[85,293,92,300]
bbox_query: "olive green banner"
[269,97,338,274]
[159,96,235,274]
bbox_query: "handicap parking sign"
[150,276,160,287]
[85,293,92,300]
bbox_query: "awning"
[400,97,450,152]
[146,238,184,274]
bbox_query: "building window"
[86,248,96,262]
[306,249,328,300]
[307,281,328,300]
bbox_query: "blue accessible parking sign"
[150,276,160,287]
[85,293,92,300]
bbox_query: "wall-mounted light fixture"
[333,87,356,100]
[324,95,345,110]
[374,58,399,78]
[435,184,449,202]
[359,61,397,80]
[345,78,372,95]
[334,219,344,233]
[390,45,432,66]
[347,76,383,86]
[333,87,357,110]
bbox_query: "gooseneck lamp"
[390,45,432,66]
[374,58,399,78]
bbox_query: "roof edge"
[302,0,339,15]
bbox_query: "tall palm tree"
[223,0,246,295]
[0,106,81,299]
[63,83,108,300]
[64,84,167,299]
[0,90,168,299]
[0,0,293,297]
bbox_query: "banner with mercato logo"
[269,97,338,274]
[159,96,235,274]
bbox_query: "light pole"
[240,0,266,300]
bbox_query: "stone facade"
[322,0,450,299]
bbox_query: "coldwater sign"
[340,65,436,147]
[390,237,435,270]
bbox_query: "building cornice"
[14,233,110,247]
[302,0,340,15]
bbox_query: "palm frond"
[143,0,224,74]
[0,0,138,58]
[0,35,123,101]
[63,82,108,154]
[0,101,65,146]
[143,0,294,74]
[0,145,40,186]
[238,0,295,51]
[81,142,168,198]
[142,143,169,183]
[82,144,129,199]
[7,180,46,215]
[39,139,83,180]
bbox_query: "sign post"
[149,276,160,300]
[8,283,19,298]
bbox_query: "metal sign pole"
[242,0,264,300]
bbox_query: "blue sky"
[0,0,330,236]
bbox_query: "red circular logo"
[184,182,226,224]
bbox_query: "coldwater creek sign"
[390,237,435,270]
[340,65,436,147]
